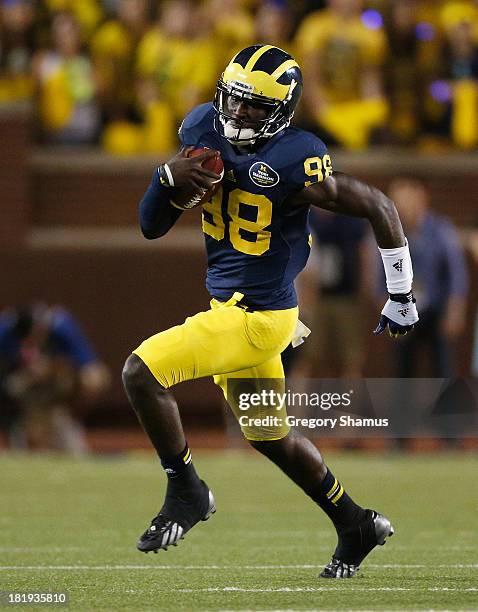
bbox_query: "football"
[171,147,224,210]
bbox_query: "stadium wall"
[0,105,477,426]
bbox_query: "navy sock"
[313,468,366,532]
[160,444,201,490]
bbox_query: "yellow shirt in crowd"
[295,8,387,104]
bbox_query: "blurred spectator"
[292,209,367,378]
[4,0,478,153]
[42,0,102,39]
[0,0,36,103]
[32,11,100,144]
[204,0,254,62]
[428,2,478,149]
[0,303,110,453]
[288,0,327,34]
[295,0,388,149]
[128,0,214,155]
[254,0,292,51]
[382,0,438,145]
[467,224,478,376]
[90,0,149,126]
[378,177,469,377]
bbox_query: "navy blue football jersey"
[179,102,333,310]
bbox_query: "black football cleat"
[320,557,359,579]
[137,480,215,553]
[320,510,394,579]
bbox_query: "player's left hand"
[373,292,419,338]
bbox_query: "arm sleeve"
[178,118,199,148]
[139,168,183,239]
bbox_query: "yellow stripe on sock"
[331,485,344,505]
[183,449,191,463]
[328,484,340,500]
[326,478,338,498]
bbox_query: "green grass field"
[1,450,477,611]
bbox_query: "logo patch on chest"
[249,161,279,188]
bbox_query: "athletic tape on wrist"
[378,239,413,294]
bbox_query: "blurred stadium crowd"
[1,0,478,453]
[1,0,478,153]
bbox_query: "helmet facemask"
[214,78,296,146]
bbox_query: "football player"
[122,45,419,578]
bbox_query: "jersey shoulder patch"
[277,128,332,192]
[178,102,215,147]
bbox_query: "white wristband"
[378,239,413,294]
[163,163,175,187]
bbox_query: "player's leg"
[123,300,297,460]
[216,357,393,578]
[122,299,298,552]
[250,433,393,578]
[217,359,368,527]
[122,353,189,460]
[122,351,214,553]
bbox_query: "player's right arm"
[139,148,220,239]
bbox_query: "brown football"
[171,147,224,210]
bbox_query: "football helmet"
[214,44,303,145]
